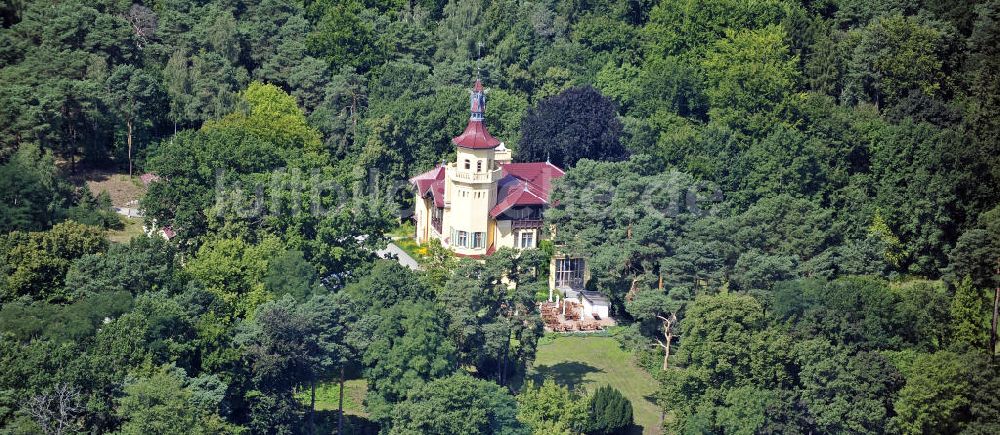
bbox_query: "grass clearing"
[527,335,662,435]
[295,379,368,416]
[71,170,146,207]
[387,221,415,239]
[107,216,146,244]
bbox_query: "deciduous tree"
[389,374,527,435]
[518,86,626,168]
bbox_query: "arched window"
[464,159,470,170]
[476,160,482,172]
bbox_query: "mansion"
[410,79,562,257]
[410,80,598,314]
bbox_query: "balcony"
[451,167,501,183]
[431,216,442,235]
[511,218,543,229]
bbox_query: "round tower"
[444,79,502,255]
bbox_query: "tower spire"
[470,79,485,121]
[452,78,499,149]
[476,41,483,80]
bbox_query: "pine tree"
[950,276,992,352]
[585,385,633,435]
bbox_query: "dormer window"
[476,160,482,172]
[464,159,470,170]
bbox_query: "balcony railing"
[452,168,500,182]
[431,216,442,234]
[511,218,542,229]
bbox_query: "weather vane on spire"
[476,41,484,79]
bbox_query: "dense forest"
[1,0,999,434]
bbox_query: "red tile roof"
[409,165,447,207]
[409,165,445,197]
[452,119,500,149]
[410,161,565,216]
[489,162,565,217]
[431,180,445,208]
[500,162,564,191]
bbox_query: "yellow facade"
[414,144,542,256]
[410,80,588,297]
[411,80,551,258]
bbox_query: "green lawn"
[387,221,415,239]
[392,236,427,263]
[387,223,430,265]
[527,335,662,435]
[295,379,368,416]
[107,216,145,244]
[295,379,381,434]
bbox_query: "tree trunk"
[663,328,672,370]
[351,94,359,141]
[991,263,999,359]
[68,119,77,174]
[338,367,345,435]
[626,278,640,302]
[502,308,516,387]
[309,379,316,435]
[657,313,676,370]
[126,118,133,177]
[497,347,504,385]
[502,333,511,387]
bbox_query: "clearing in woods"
[71,169,147,207]
[295,379,368,415]
[527,335,662,435]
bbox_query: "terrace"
[539,299,616,333]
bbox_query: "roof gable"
[409,165,445,197]
[490,161,565,217]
